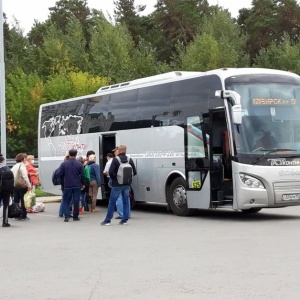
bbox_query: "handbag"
[8,203,22,218]
[14,164,28,189]
[24,190,36,208]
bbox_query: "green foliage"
[88,17,134,82]
[254,34,300,73]
[35,186,54,197]
[6,70,45,157]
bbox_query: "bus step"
[216,205,233,209]
[224,195,233,200]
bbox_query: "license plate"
[282,194,300,201]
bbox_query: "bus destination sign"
[252,98,297,106]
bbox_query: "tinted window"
[137,84,171,127]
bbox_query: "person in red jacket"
[25,155,39,192]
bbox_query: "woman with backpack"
[0,154,14,227]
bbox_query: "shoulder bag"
[15,164,28,189]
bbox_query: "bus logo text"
[268,158,300,166]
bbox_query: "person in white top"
[103,152,114,179]
[11,153,32,220]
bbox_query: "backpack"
[116,156,133,185]
[52,167,61,186]
[0,166,14,192]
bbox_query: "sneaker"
[73,217,80,221]
[115,216,122,219]
[2,223,10,227]
[119,220,128,225]
[100,221,111,226]
[64,218,70,222]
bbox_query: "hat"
[112,147,118,152]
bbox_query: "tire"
[168,177,191,216]
[241,208,262,213]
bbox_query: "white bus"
[38,68,300,216]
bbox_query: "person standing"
[110,148,131,220]
[59,149,85,222]
[87,154,101,212]
[58,151,70,217]
[100,144,136,225]
[11,153,32,220]
[0,154,14,227]
[25,155,39,192]
[76,156,90,213]
[103,153,114,180]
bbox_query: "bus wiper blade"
[252,148,296,165]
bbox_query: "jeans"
[116,193,131,218]
[62,187,81,219]
[80,191,89,211]
[13,187,28,219]
[104,185,130,223]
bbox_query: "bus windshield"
[226,80,300,157]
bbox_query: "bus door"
[184,116,211,210]
[208,107,233,208]
[100,134,116,200]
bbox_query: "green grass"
[35,186,54,197]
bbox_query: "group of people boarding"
[57,144,136,225]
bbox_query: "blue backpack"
[52,167,61,186]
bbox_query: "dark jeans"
[14,187,27,219]
[62,187,81,219]
[80,191,89,211]
[1,190,11,224]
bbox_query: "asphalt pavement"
[1,201,300,299]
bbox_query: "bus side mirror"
[232,105,242,125]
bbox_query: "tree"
[114,0,146,46]
[88,17,134,83]
[201,9,249,67]
[153,0,211,62]
[254,34,300,73]
[5,70,45,157]
[4,20,35,75]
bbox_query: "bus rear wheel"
[168,177,191,216]
[241,208,262,213]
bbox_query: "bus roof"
[40,68,300,108]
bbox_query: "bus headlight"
[239,174,265,189]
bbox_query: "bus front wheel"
[168,177,191,216]
[241,208,262,213]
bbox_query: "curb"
[36,197,62,204]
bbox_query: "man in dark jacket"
[100,144,136,225]
[0,154,13,227]
[59,149,85,222]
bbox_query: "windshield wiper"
[252,148,296,165]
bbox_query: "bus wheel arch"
[166,175,192,216]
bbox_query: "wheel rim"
[172,185,187,209]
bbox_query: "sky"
[3,0,252,34]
